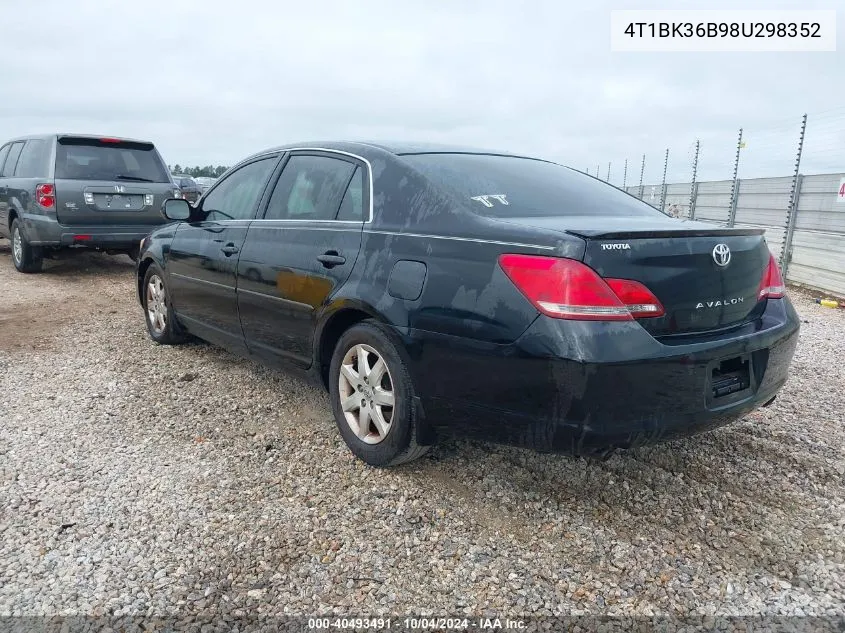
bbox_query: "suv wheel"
[10,219,43,273]
[329,320,431,467]
[142,264,187,344]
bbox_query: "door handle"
[221,243,240,256]
[317,251,346,268]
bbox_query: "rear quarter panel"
[330,152,585,345]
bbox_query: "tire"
[329,320,431,467]
[10,219,43,273]
[142,264,187,344]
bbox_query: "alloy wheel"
[12,226,22,265]
[146,274,168,335]
[338,343,395,445]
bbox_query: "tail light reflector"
[498,254,664,321]
[74,235,92,241]
[604,278,665,318]
[36,183,55,208]
[758,253,786,300]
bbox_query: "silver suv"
[0,134,178,273]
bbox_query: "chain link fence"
[588,108,845,297]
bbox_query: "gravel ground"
[1,244,844,624]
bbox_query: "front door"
[237,152,367,367]
[167,155,279,352]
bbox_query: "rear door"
[166,155,280,352]
[0,141,25,235]
[237,151,367,368]
[53,137,175,226]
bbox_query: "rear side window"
[0,144,10,175]
[401,153,664,218]
[15,139,50,178]
[264,155,357,221]
[336,166,365,221]
[55,137,170,182]
[1,142,24,177]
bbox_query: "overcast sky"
[2,0,843,184]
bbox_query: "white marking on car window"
[470,194,508,207]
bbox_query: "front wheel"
[142,264,186,344]
[10,219,43,273]
[329,320,431,467]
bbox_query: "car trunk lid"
[53,136,175,226]
[504,215,771,336]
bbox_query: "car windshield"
[55,138,170,182]
[401,153,665,218]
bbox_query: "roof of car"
[253,140,539,160]
[2,133,155,144]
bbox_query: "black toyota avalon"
[136,141,800,467]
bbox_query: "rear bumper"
[21,214,159,249]
[404,298,801,456]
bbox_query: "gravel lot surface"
[1,244,844,624]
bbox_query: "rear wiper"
[114,174,154,182]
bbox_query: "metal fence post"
[606,162,612,183]
[659,148,669,213]
[780,113,807,276]
[728,179,741,227]
[638,154,646,199]
[690,182,699,220]
[688,140,700,219]
[622,158,628,189]
[728,128,743,226]
[596,164,600,181]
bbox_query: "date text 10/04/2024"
[307,617,527,630]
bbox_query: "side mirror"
[161,198,191,221]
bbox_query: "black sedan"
[136,142,800,467]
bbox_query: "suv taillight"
[498,254,664,321]
[36,183,55,209]
[758,253,786,300]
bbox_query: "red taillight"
[36,183,55,208]
[758,253,786,300]
[605,278,665,318]
[100,137,121,143]
[498,254,663,321]
[74,235,92,241]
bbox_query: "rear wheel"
[10,219,43,273]
[329,320,430,467]
[142,264,186,344]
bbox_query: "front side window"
[15,139,50,178]
[264,155,357,221]
[1,142,24,178]
[201,158,277,221]
[401,153,665,218]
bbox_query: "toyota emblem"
[712,243,731,267]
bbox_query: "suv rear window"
[55,137,170,183]
[401,153,663,218]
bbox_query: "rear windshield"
[401,153,664,218]
[55,138,170,182]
